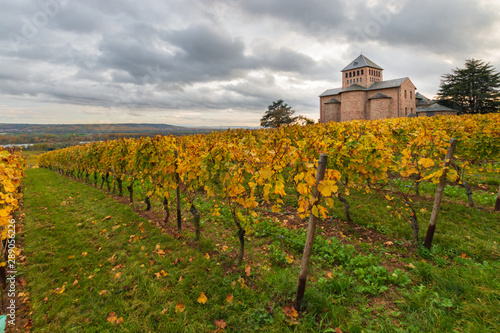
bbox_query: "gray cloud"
[0,0,499,125]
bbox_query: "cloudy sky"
[1,0,500,126]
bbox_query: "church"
[319,55,455,123]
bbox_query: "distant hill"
[0,123,220,148]
[0,123,215,135]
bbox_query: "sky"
[1,0,500,127]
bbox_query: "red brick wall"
[368,98,393,120]
[367,88,399,118]
[341,91,367,121]
[320,94,341,123]
[399,79,416,116]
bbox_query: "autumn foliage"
[39,114,499,257]
[0,149,24,241]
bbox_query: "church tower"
[341,55,383,89]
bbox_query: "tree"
[292,115,315,126]
[437,59,500,114]
[260,100,296,128]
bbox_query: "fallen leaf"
[175,302,185,313]
[245,265,251,277]
[226,294,233,303]
[197,292,208,304]
[67,255,75,259]
[81,252,88,257]
[335,327,344,333]
[283,305,298,318]
[214,319,227,329]
[155,270,168,278]
[103,216,112,221]
[178,276,183,282]
[99,290,108,296]
[160,309,167,315]
[221,245,228,252]
[204,253,210,260]
[73,279,78,286]
[384,241,394,246]
[106,312,124,325]
[325,272,333,279]
[285,256,294,264]
[113,272,122,279]
[88,274,95,279]
[237,278,246,288]
[53,285,65,294]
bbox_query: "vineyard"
[38,114,500,260]
[3,114,500,332]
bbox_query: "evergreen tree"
[260,100,297,128]
[437,59,500,114]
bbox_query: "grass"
[21,150,45,168]
[15,167,500,332]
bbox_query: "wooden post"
[295,153,328,311]
[424,138,458,250]
[495,186,500,212]
[175,150,182,232]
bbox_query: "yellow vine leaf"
[197,292,208,304]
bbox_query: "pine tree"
[260,100,296,128]
[437,59,500,114]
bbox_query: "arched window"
[349,72,352,78]
[345,73,348,78]
[361,69,364,75]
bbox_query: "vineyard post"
[424,138,458,250]
[175,150,182,232]
[295,153,328,311]
[495,186,500,211]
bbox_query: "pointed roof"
[416,92,433,106]
[369,77,410,90]
[369,92,392,100]
[324,98,341,104]
[342,55,383,72]
[416,103,457,112]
